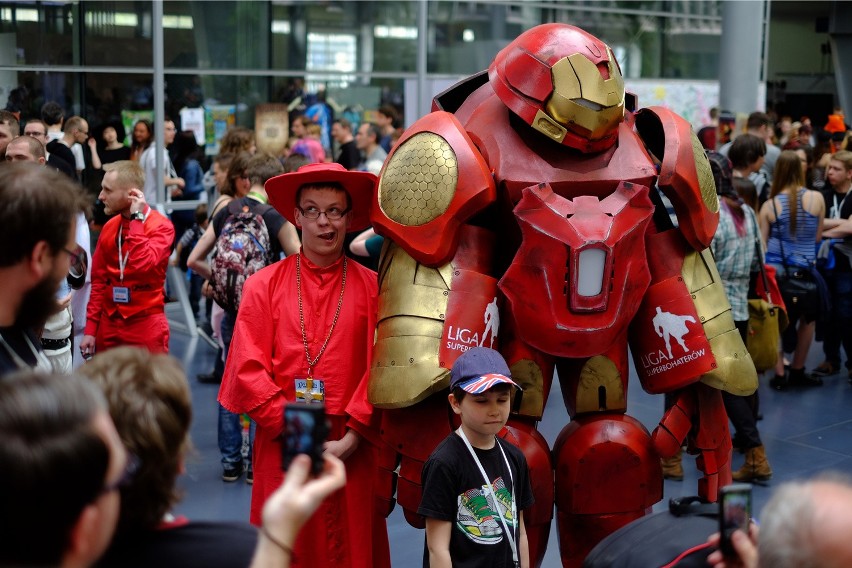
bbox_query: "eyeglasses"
[24,131,45,137]
[297,206,349,220]
[102,454,140,495]
[62,246,86,267]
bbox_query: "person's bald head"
[759,474,852,568]
[5,136,46,164]
[808,481,852,567]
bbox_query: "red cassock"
[218,252,391,568]
[84,207,174,353]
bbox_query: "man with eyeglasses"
[188,152,299,484]
[0,163,89,376]
[0,371,129,568]
[218,162,391,568]
[24,118,76,178]
[5,135,92,373]
[80,160,174,357]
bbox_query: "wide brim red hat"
[265,163,377,233]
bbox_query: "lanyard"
[118,208,149,281]
[0,330,52,372]
[832,192,849,220]
[456,427,519,566]
[247,190,268,204]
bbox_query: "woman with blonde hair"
[759,150,826,389]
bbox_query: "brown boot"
[732,445,772,482]
[661,449,683,481]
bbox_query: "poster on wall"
[204,105,236,156]
[180,107,206,146]
[255,103,289,158]
[624,79,719,130]
[121,110,154,146]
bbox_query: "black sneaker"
[789,368,823,387]
[197,372,222,384]
[246,470,253,485]
[770,373,788,390]
[222,465,243,482]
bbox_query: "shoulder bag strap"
[771,196,790,272]
[754,238,775,304]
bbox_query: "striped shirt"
[765,190,820,268]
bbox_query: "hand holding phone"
[281,403,330,475]
[719,483,753,558]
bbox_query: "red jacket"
[84,208,174,335]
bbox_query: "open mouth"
[318,231,336,242]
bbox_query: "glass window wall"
[1,0,725,152]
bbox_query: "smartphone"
[281,403,330,475]
[719,483,753,557]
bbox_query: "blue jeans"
[218,310,255,470]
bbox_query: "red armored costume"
[368,24,758,567]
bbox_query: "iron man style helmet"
[489,23,625,153]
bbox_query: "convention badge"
[294,375,325,403]
[112,286,131,304]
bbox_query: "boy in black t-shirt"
[418,347,534,568]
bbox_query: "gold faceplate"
[545,50,625,140]
[378,132,458,226]
[683,249,758,395]
[369,242,454,408]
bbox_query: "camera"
[281,403,330,475]
[719,483,752,557]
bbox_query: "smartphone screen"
[720,483,753,557]
[282,403,328,474]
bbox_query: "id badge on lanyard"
[294,375,325,403]
[114,223,132,304]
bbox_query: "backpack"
[210,200,275,312]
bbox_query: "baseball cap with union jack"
[450,347,522,394]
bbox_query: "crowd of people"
[2,93,852,568]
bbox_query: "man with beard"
[80,160,174,357]
[0,163,88,376]
[5,135,92,373]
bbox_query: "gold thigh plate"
[575,356,626,414]
[685,249,758,395]
[369,242,453,408]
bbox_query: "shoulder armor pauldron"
[635,106,718,249]
[371,111,496,266]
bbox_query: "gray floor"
[169,327,852,567]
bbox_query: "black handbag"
[771,195,822,318]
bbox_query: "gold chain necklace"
[297,254,347,376]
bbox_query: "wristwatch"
[129,211,145,222]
